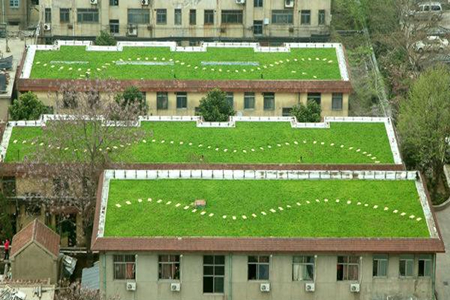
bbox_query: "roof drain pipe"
[432,253,437,300]
[228,254,233,300]
[102,253,107,298]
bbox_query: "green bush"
[115,86,148,115]
[95,30,117,46]
[197,89,235,122]
[290,100,322,122]
[9,92,52,120]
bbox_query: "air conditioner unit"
[350,283,360,293]
[285,0,294,8]
[141,0,149,5]
[260,283,270,292]
[236,0,245,4]
[170,283,181,292]
[43,23,51,31]
[127,24,138,36]
[305,283,315,292]
[263,18,270,25]
[90,0,98,4]
[126,282,136,291]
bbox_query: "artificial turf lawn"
[30,46,341,80]
[5,122,394,164]
[104,179,429,238]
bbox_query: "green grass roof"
[30,46,341,81]
[104,179,429,238]
[5,122,393,164]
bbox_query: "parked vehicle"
[410,2,443,21]
[415,36,449,53]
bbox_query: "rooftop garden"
[4,121,394,164]
[104,179,429,238]
[30,46,341,81]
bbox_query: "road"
[436,204,450,300]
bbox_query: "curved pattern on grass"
[113,197,423,223]
[11,136,381,163]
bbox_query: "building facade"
[39,0,331,43]
[2,0,39,29]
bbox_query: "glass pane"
[215,266,225,276]
[348,265,358,280]
[160,264,171,279]
[159,255,168,262]
[203,276,214,293]
[259,256,270,263]
[204,266,214,276]
[214,277,224,293]
[248,264,257,280]
[215,256,225,265]
[373,260,378,276]
[406,260,414,276]
[170,255,180,262]
[418,260,425,276]
[258,264,269,280]
[399,260,406,276]
[204,255,214,264]
[380,260,388,276]
[248,256,258,263]
[349,256,359,263]
[425,261,431,276]
[337,264,343,281]
[337,256,345,263]
[306,265,314,280]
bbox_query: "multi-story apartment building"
[91,168,445,300]
[39,0,331,43]
[2,0,39,29]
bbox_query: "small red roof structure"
[10,219,60,259]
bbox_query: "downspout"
[102,253,107,297]
[432,253,437,300]
[228,254,233,300]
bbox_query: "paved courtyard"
[436,205,450,300]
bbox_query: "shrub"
[95,30,117,46]
[290,100,322,122]
[115,86,148,115]
[9,92,52,120]
[197,89,235,122]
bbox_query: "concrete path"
[436,205,450,300]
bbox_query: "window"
[157,92,168,110]
[254,0,263,7]
[2,177,16,197]
[110,0,118,6]
[189,9,196,25]
[307,93,321,105]
[110,19,119,34]
[399,255,414,277]
[373,254,388,277]
[77,9,99,23]
[293,256,314,281]
[332,93,343,111]
[53,178,69,197]
[60,8,70,23]
[156,9,167,24]
[45,8,51,23]
[176,92,187,109]
[62,92,77,109]
[248,256,269,280]
[204,10,214,25]
[263,93,275,111]
[174,9,182,25]
[244,92,255,109]
[272,10,293,24]
[159,255,180,280]
[253,20,263,35]
[337,256,359,281]
[221,10,243,24]
[113,255,135,280]
[10,0,19,8]
[128,9,150,24]
[226,92,234,108]
[282,107,292,116]
[319,10,326,25]
[203,256,225,294]
[418,255,432,277]
[301,10,311,25]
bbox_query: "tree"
[398,66,450,201]
[115,86,148,116]
[19,80,146,248]
[95,30,117,46]
[197,89,235,122]
[9,92,52,120]
[290,100,322,122]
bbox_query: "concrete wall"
[30,91,349,117]
[11,242,58,283]
[39,0,330,40]
[99,252,433,300]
